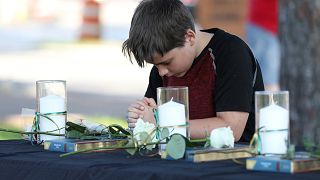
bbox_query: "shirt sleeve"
[215,36,254,113]
[144,66,163,102]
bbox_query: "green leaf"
[139,132,149,143]
[145,137,154,151]
[315,145,320,155]
[285,144,295,159]
[138,131,155,151]
[185,137,207,147]
[204,139,210,148]
[66,130,84,139]
[161,128,169,139]
[203,131,210,148]
[109,126,117,134]
[109,125,131,135]
[66,121,86,133]
[146,144,154,151]
[166,134,186,159]
[125,139,137,155]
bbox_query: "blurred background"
[0,0,319,145]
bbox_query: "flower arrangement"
[133,118,157,145]
[60,119,236,159]
[2,118,319,160]
[0,112,239,160]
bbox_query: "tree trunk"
[279,0,320,145]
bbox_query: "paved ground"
[0,0,152,126]
[0,42,152,122]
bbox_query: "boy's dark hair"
[122,0,195,67]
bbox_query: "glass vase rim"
[36,80,66,84]
[157,86,188,90]
[255,90,289,95]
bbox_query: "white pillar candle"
[259,104,289,154]
[39,95,66,141]
[158,100,186,137]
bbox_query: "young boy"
[122,0,264,142]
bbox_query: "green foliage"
[204,130,211,148]
[64,121,129,140]
[303,138,320,158]
[165,134,186,159]
[282,144,296,159]
[139,132,149,144]
[161,128,169,139]
[75,126,191,160]
[186,137,208,147]
[125,138,137,155]
[136,131,153,151]
[66,121,86,133]
[108,124,131,136]
[1,116,208,161]
[66,130,84,139]
[283,139,320,159]
[304,139,316,152]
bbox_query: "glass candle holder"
[36,80,67,141]
[157,86,189,154]
[255,91,289,155]
[21,108,35,140]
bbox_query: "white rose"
[133,118,157,145]
[210,127,235,148]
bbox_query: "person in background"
[123,0,264,142]
[246,0,280,91]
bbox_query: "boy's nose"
[158,67,169,77]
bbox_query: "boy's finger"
[128,107,143,113]
[135,101,147,110]
[143,97,157,108]
[127,111,144,119]
[130,102,145,110]
[128,122,136,128]
[127,111,139,119]
[127,118,137,124]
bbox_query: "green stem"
[310,153,320,159]
[0,128,64,136]
[189,138,207,143]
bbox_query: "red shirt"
[249,0,278,35]
[163,51,216,120]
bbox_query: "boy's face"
[152,30,196,77]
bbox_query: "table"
[0,140,319,180]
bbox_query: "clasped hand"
[127,97,157,128]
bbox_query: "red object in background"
[248,0,278,35]
[80,0,101,40]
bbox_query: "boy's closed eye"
[161,61,171,65]
[155,58,173,66]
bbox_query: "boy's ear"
[185,29,196,46]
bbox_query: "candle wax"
[39,95,66,141]
[259,104,289,154]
